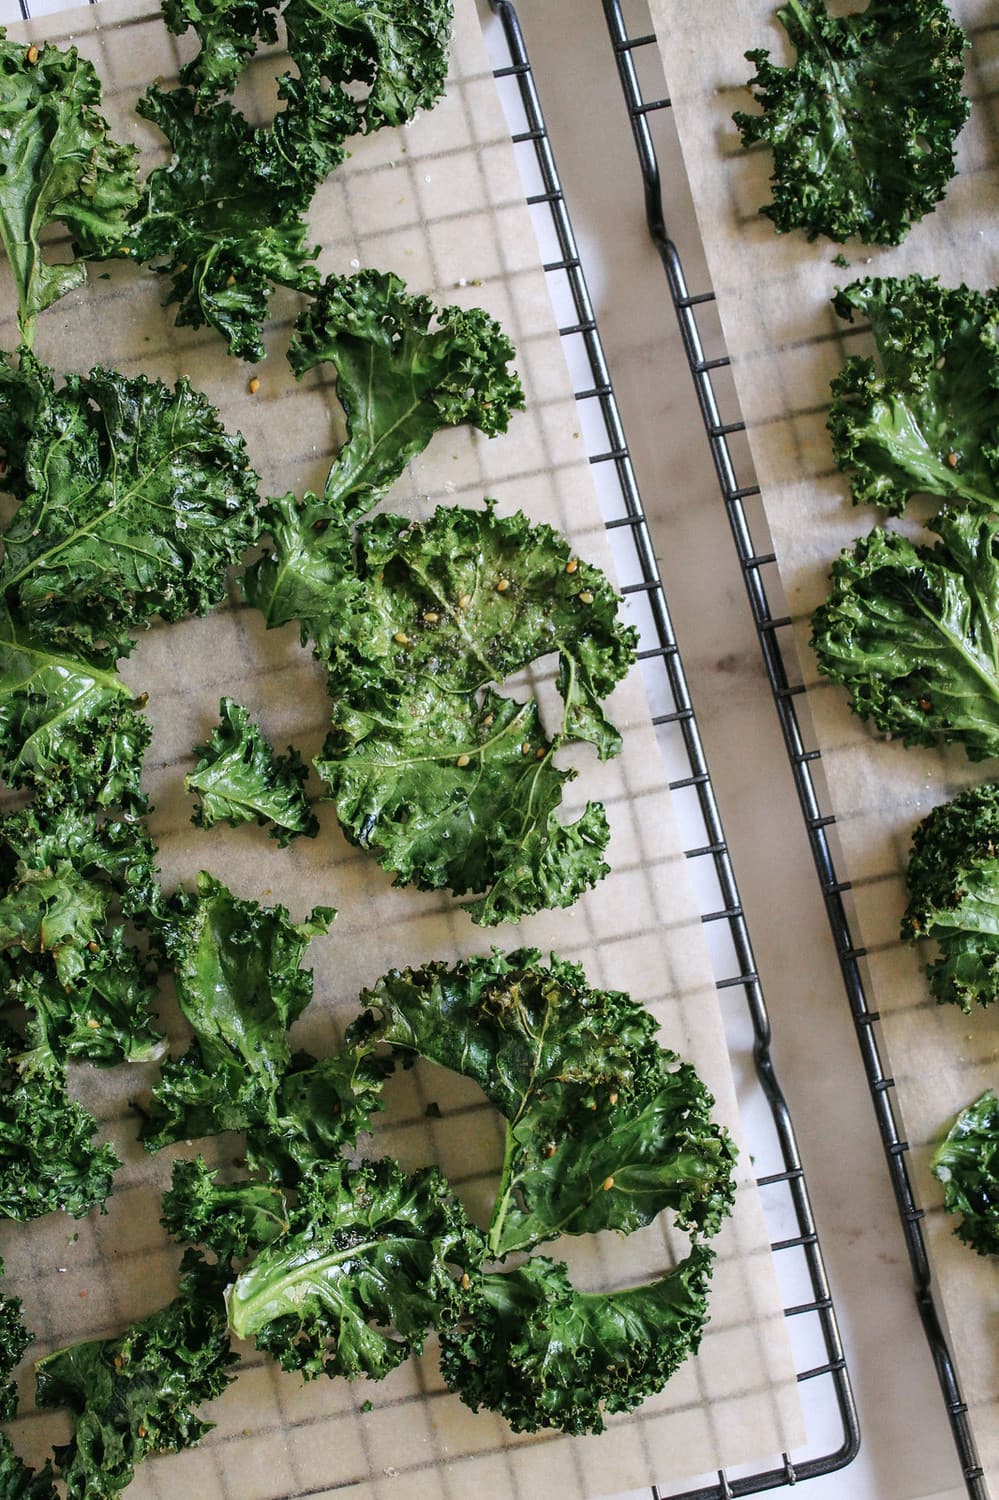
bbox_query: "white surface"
[497,1,976,1498]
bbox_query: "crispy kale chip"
[0,353,260,655]
[902,782,999,1011]
[351,950,737,1257]
[0,805,164,1069]
[298,502,635,925]
[0,1023,120,1220]
[0,606,150,813]
[163,0,452,132]
[810,508,999,760]
[932,1089,999,1255]
[143,872,334,1149]
[439,1246,713,1435]
[0,30,139,345]
[733,0,969,245]
[186,697,317,844]
[34,1252,237,1500]
[283,270,524,523]
[829,277,999,515]
[225,1157,481,1380]
[0,1255,31,1423]
[161,1157,290,1267]
[0,1436,57,1500]
[131,89,323,362]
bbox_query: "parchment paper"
[0,1,804,1495]
[648,0,999,1491]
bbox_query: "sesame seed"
[456,754,470,768]
[248,377,260,395]
[458,594,471,609]
[521,742,531,755]
[602,1176,615,1191]
[393,631,410,646]
[578,591,594,605]
[565,558,578,574]
[495,577,510,592]
[26,45,38,64]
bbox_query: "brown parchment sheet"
[0,0,805,1495]
[648,0,999,1490]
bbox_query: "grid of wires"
[591,1,989,1496]
[488,2,858,1495]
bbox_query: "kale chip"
[439,1247,714,1435]
[186,697,317,844]
[0,31,139,345]
[0,353,260,657]
[932,1089,999,1256]
[304,502,635,925]
[829,276,999,515]
[902,782,999,1011]
[351,949,737,1257]
[810,508,999,760]
[733,0,970,244]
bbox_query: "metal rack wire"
[592,2,989,1496]
[487,2,858,1495]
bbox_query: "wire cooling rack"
[0,0,856,1491]
[485,2,857,1496]
[590,1,990,1496]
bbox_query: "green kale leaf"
[351,950,737,1257]
[225,1157,482,1380]
[829,277,999,515]
[0,806,164,1068]
[733,0,969,245]
[0,1023,120,1220]
[143,872,334,1148]
[0,31,139,345]
[439,1246,713,1435]
[0,353,260,655]
[932,1089,999,1255]
[0,1436,56,1500]
[162,0,452,134]
[0,605,150,813]
[1,1255,31,1422]
[810,508,999,760]
[186,697,317,844]
[35,1252,237,1500]
[131,89,321,362]
[161,1157,290,1267]
[281,0,453,133]
[285,270,524,524]
[307,502,636,925]
[902,782,999,1011]
[245,1045,390,1183]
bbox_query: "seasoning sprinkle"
[248,377,260,395]
[578,590,594,605]
[26,45,38,64]
[565,557,578,574]
[495,577,510,593]
[393,631,410,646]
[456,754,470,768]
[602,1175,615,1191]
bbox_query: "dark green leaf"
[0,353,260,654]
[902,782,999,1010]
[0,805,164,1068]
[309,502,636,924]
[131,89,321,361]
[733,0,969,244]
[162,0,280,97]
[351,950,737,1257]
[186,697,317,844]
[161,1157,290,1266]
[226,1157,481,1380]
[0,1255,31,1423]
[35,1252,237,1500]
[286,270,524,523]
[0,31,138,343]
[0,1022,120,1220]
[144,873,334,1148]
[829,277,999,514]
[932,1089,999,1256]
[439,1246,713,1435]
[0,604,150,813]
[810,508,999,760]
[0,1436,57,1500]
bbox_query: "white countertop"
[497,2,978,1498]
